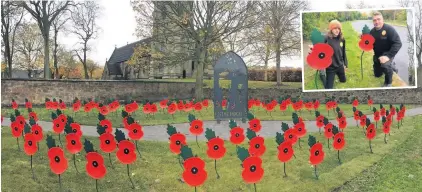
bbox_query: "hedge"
[248,68,302,82]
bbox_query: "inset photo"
[301,8,418,92]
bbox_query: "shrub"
[248,68,302,82]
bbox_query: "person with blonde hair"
[309,19,348,89]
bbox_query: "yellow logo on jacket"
[340,42,343,47]
[382,30,386,36]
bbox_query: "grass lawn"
[137,78,302,89]
[303,21,405,91]
[337,115,422,191]
[1,114,420,191]
[1,103,411,127]
[384,19,407,27]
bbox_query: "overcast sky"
[57,0,405,68]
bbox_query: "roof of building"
[106,38,152,75]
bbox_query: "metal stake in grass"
[30,155,36,180]
[108,153,114,169]
[73,154,79,173]
[283,162,287,177]
[17,138,21,151]
[360,51,364,79]
[127,164,135,189]
[384,134,387,144]
[135,140,142,158]
[369,140,373,153]
[337,150,341,164]
[315,70,319,89]
[58,174,62,192]
[314,165,319,179]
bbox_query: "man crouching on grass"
[370,11,402,87]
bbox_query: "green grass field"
[384,19,407,27]
[1,103,409,127]
[1,114,420,191]
[137,79,302,89]
[303,22,404,91]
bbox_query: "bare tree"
[259,1,310,85]
[51,11,70,79]
[70,1,101,79]
[17,1,72,79]
[131,1,258,99]
[14,22,43,78]
[86,59,99,79]
[398,0,422,86]
[1,1,25,78]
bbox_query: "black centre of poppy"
[318,52,325,59]
[191,167,198,174]
[124,148,129,154]
[370,129,373,133]
[337,138,342,143]
[298,128,302,132]
[315,150,320,156]
[289,135,293,139]
[253,124,257,127]
[55,156,60,163]
[195,125,199,129]
[328,128,331,132]
[365,40,369,45]
[235,133,240,137]
[104,125,108,128]
[105,140,110,144]
[56,123,60,127]
[250,165,256,172]
[176,140,181,145]
[28,141,33,146]
[283,148,288,153]
[214,145,219,150]
[133,129,138,133]
[73,129,77,133]
[35,130,39,134]
[20,121,24,125]
[255,144,260,149]
[14,127,18,131]
[71,140,76,145]
[92,161,98,167]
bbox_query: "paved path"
[351,20,410,85]
[2,107,422,142]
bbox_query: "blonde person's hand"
[308,45,313,54]
[379,56,390,64]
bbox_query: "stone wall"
[1,79,196,106]
[1,79,421,106]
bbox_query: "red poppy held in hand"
[99,133,117,153]
[359,34,375,51]
[128,123,144,140]
[241,156,264,184]
[248,118,262,132]
[229,127,245,145]
[24,133,38,156]
[65,133,82,154]
[182,157,208,187]
[206,137,226,160]
[277,141,294,162]
[306,43,334,70]
[169,133,187,154]
[309,142,325,165]
[248,136,266,157]
[189,119,204,136]
[333,132,345,150]
[48,147,68,175]
[116,140,136,164]
[86,152,107,179]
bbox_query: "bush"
[248,68,302,82]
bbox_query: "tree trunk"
[4,34,12,78]
[83,42,89,79]
[194,44,205,100]
[264,43,270,81]
[54,29,59,79]
[43,32,51,79]
[275,38,282,86]
[417,53,422,89]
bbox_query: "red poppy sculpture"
[28,108,38,122]
[382,116,390,144]
[180,145,208,191]
[188,114,204,148]
[308,135,325,179]
[29,118,43,151]
[25,98,32,109]
[332,125,345,163]
[366,119,376,153]
[64,116,82,173]
[276,132,294,177]
[205,128,226,179]
[97,124,117,168]
[237,146,264,191]
[353,107,360,127]
[292,112,306,148]
[51,110,66,147]
[281,122,298,146]
[315,111,325,134]
[359,24,375,78]
[127,121,144,158]
[323,118,333,149]
[11,98,18,109]
[228,119,245,146]
[115,128,136,189]
[352,97,359,108]
[367,95,373,110]
[46,135,68,191]
[306,28,334,89]
[23,123,37,180]
[246,128,266,157]
[372,107,381,129]
[167,124,187,164]
[10,114,24,150]
[83,139,107,192]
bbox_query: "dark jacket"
[324,35,348,72]
[370,23,402,59]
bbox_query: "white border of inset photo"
[300,7,418,93]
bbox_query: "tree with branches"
[51,11,71,79]
[17,1,72,79]
[70,1,101,79]
[1,1,25,78]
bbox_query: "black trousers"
[373,56,393,85]
[323,67,346,89]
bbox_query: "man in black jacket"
[370,11,402,87]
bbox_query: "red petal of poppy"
[66,133,82,154]
[86,152,107,179]
[229,127,245,145]
[99,133,117,153]
[128,123,144,140]
[189,120,204,135]
[248,136,266,157]
[48,147,68,175]
[310,143,325,165]
[248,118,262,132]
[206,137,226,159]
[366,124,376,140]
[182,157,207,187]
[24,133,38,156]
[11,121,23,138]
[169,133,186,154]
[31,124,43,142]
[359,34,375,51]
[116,140,136,164]
[242,156,264,184]
[100,119,113,133]
[333,132,345,150]
[306,43,334,70]
[277,141,294,162]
